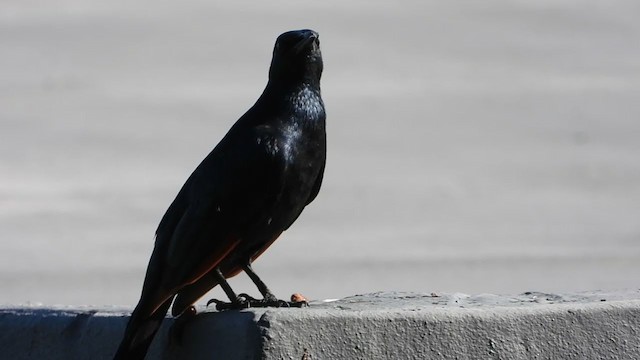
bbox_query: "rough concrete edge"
[1,298,639,360]
[256,300,640,360]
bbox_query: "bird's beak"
[294,31,319,54]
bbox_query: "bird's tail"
[113,298,173,360]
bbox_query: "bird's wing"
[143,125,285,305]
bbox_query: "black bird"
[113,29,326,360]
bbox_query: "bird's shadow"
[156,310,263,360]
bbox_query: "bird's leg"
[242,263,278,302]
[240,262,308,308]
[206,268,250,311]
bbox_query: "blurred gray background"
[1,0,639,306]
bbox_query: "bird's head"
[268,29,323,87]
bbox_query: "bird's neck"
[260,82,324,121]
[289,83,323,118]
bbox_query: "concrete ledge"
[1,291,639,359]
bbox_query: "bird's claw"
[238,293,258,302]
[206,296,307,311]
[207,298,247,310]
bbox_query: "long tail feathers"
[113,298,173,360]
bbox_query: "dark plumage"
[113,29,326,360]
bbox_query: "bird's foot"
[207,293,308,311]
[206,297,249,311]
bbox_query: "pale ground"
[1,0,639,307]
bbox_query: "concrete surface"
[2,291,640,359]
[2,0,640,306]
